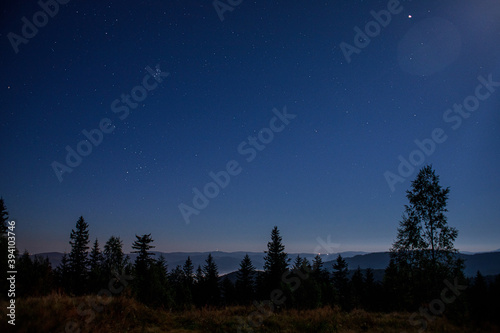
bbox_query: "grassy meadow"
[2,294,499,333]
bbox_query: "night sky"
[1,0,499,255]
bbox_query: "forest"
[1,166,499,332]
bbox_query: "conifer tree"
[104,236,125,274]
[131,234,156,304]
[0,198,8,234]
[68,216,90,295]
[0,198,9,300]
[263,226,289,292]
[89,238,104,292]
[332,254,349,309]
[202,253,220,305]
[235,254,256,304]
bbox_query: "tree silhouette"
[202,253,220,305]
[0,197,8,234]
[132,234,155,271]
[68,216,90,295]
[131,234,156,304]
[263,226,289,293]
[390,165,463,307]
[235,254,256,305]
[0,198,9,300]
[104,236,126,274]
[332,254,349,310]
[89,238,104,292]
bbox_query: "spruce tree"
[0,198,9,300]
[202,253,220,305]
[68,216,90,295]
[104,236,125,274]
[332,254,349,309]
[0,198,8,234]
[263,226,289,292]
[131,234,156,304]
[131,234,155,271]
[89,238,104,292]
[183,256,194,285]
[235,254,256,304]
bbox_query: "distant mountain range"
[32,250,500,278]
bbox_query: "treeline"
[1,165,499,327]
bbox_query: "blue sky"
[1,0,499,254]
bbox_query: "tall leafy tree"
[235,254,256,305]
[68,216,90,295]
[390,165,463,307]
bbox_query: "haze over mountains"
[33,250,500,277]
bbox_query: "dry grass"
[1,294,499,333]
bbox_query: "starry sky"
[1,0,499,255]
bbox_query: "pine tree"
[202,253,220,305]
[193,265,205,307]
[56,252,71,293]
[150,255,172,307]
[18,252,55,297]
[89,238,104,292]
[263,226,289,292]
[0,198,9,300]
[332,254,349,310]
[183,256,194,285]
[104,236,125,274]
[350,266,364,309]
[221,276,236,305]
[131,234,156,304]
[0,198,8,234]
[235,254,256,305]
[68,216,90,295]
[170,264,191,309]
[131,234,155,271]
